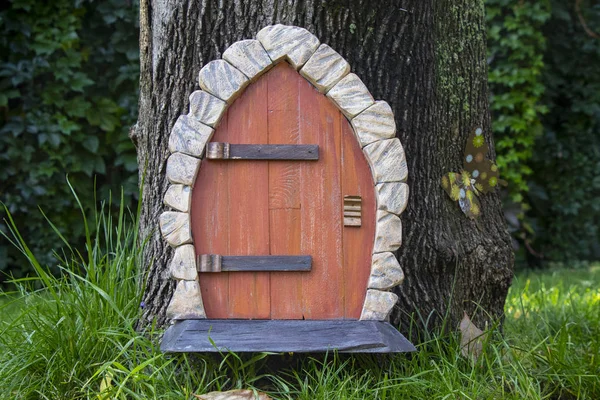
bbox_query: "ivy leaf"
[117,153,138,172]
[80,159,94,176]
[0,89,20,106]
[65,97,91,118]
[82,136,99,153]
[56,115,80,136]
[1,118,25,137]
[86,98,120,132]
[48,133,62,148]
[31,40,59,56]
[69,72,94,92]
[94,156,106,174]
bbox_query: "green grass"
[1,192,599,399]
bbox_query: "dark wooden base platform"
[160,320,416,353]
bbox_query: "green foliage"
[1,185,598,397]
[0,0,139,280]
[2,196,599,400]
[486,0,551,207]
[487,1,600,263]
[504,267,600,398]
[0,190,207,398]
[527,0,600,261]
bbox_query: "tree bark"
[136,0,514,334]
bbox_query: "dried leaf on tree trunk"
[193,389,272,400]
[459,311,486,361]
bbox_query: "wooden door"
[191,62,375,320]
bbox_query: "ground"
[0,211,598,399]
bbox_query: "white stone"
[164,184,192,212]
[376,182,409,216]
[256,24,320,69]
[159,211,192,247]
[326,73,374,119]
[166,152,201,186]
[363,138,408,183]
[351,101,396,147]
[169,244,197,280]
[223,39,273,81]
[374,210,402,253]
[198,60,249,103]
[360,289,398,321]
[166,279,206,320]
[300,44,350,93]
[188,90,227,127]
[168,115,214,157]
[368,252,405,290]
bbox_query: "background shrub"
[0,0,139,282]
[487,0,600,265]
[527,0,600,262]
[486,0,551,207]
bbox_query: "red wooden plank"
[192,117,230,319]
[299,70,344,319]
[341,116,375,318]
[269,209,303,318]
[226,75,271,319]
[268,63,304,319]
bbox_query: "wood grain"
[268,63,304,319]
[226,76,271,319]
[341,117,375,318]
[299,70,344,319]
[161,320,417,353]
[192,118,230,319]
[269,208,303,318]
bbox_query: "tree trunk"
[136,0,514,333]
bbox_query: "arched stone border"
[159,25,409,322]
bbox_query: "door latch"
[343,196,362,227]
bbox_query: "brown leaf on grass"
[459,311,486,361]
[193,389,272,400]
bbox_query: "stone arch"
[159,24,409,321]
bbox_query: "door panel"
[268,64,304,319]
[298,72,344,319]
[341,118,377,317]
[194,117,230,319]
[191,62,375,320]
[226,76,270,319]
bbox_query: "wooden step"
[160,320,416,353]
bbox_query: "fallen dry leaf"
[459,311,486,361]
[193,389,272,400]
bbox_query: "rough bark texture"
[136,0,514,334]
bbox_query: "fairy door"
[190,62,376,320]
